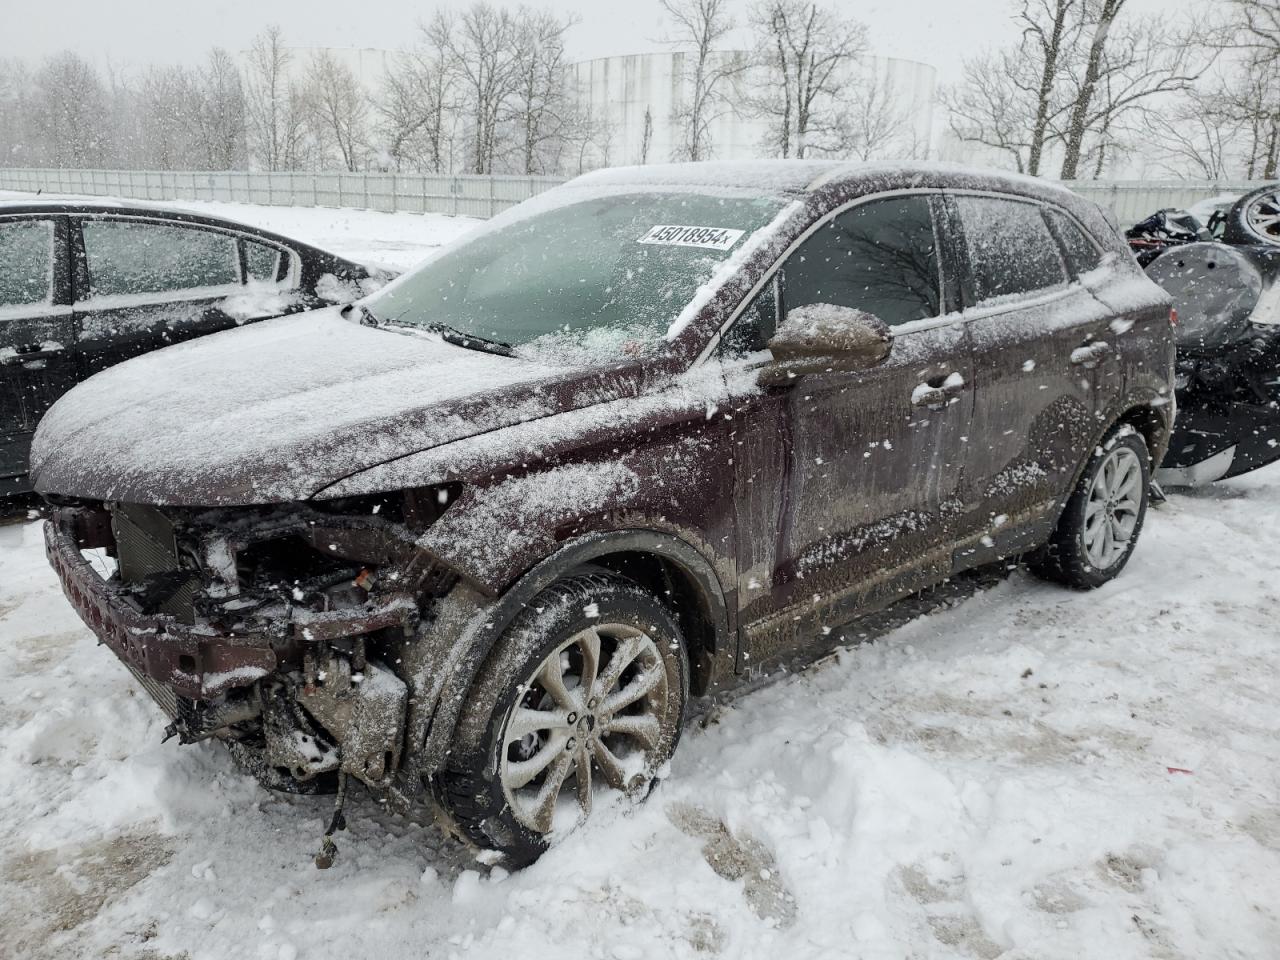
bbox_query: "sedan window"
[81,220,239,300]
[0,219,54,309]
[955,196,1068,305]
[244,239,283,283]
[782,196,940,328]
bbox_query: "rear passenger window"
[0,220,54,309]
[955,196,1067,304]
[81,220,239,300]
[1045,208,1103,275]
[244,240,283,283]
[782,195,940,328]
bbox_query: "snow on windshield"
[364,190,791,365]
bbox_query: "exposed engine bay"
[47,489,464,806]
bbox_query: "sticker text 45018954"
[637,225,745,251]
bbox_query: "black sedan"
[1,199,393,495]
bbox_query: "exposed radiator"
[110,504,197,624]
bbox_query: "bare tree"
[0,59,35,166]
[1058,3,1218,178]
[1018,0,1085,174]
[1231,0,1280,64]
[660,0,740,161]
[448,2,521,174]
[194,49,246,169]
[506,9,578,174]
[747,0,868,158]
[940,52,1037,172]
[304,50,369,172]
[31,52,110,167]
[377,12,461,173]
[640,105,654,163]
[244,26,308,171]
[839,69,910,161]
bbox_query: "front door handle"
[1071,340,1112,368]
[912,371,966,409]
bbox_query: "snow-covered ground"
[2,196,1279,958]
[2,471,1279,959]
[0,190,481,273]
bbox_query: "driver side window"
[718,279,778,358]
[781,195,941,328]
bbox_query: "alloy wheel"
[1243,190,1280,243]
[500,622,672,835]
[1083,446,1143,570]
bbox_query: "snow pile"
[5,465,1280,958]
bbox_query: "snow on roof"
[569,160,1091,206]
[572,160,848,195]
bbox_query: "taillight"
[1170,307,1178,327]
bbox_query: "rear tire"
[1223,184,1280,246]
[1029,428,1150,589]
[435,573,688,868]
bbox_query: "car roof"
[0,196,220,218]
[572,159,1081,204]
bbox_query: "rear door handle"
[0,343,65,367]
[912,372,965,408]
[1071,341,1112,368]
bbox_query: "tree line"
[0,0,925,178]
[941,0,1280,180]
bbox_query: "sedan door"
[948,193,1120,565]
[0,215,76,493]
[724,193,974,667]
[72,216,297,377]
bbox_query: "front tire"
[1029,428,1150,589]
[435,573,688,867]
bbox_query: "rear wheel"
[1029,428,1150,589]
[435,573,688,867]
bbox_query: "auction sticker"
[637,225,745,250]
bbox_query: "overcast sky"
[8,0,1029,86]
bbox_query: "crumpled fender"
[416,459,642,595]
[404,527,731,775]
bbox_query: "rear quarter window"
[1045,208,1104,275]
[955,195,1068,305]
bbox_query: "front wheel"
[435,573,688,867]
[1029,428,1150,589]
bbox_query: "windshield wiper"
[416,321,514,357]
[345,304,514,358]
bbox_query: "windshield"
[363,191,789,363]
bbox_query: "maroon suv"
[33,162,1174,866]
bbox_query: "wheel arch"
[414,528,731,775]
[1114,401,1172,470]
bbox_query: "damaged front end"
[45,489,462,794]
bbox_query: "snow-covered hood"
[30,308,618,506]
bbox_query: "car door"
[722,193,974,667]
[0,215,76,493]
[72,216,296,377]
[949,193,1119,565]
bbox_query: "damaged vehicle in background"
[1125,184,1280,486]
[1,199,393,496]
[33,161,1173,868]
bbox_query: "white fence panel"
[0,167,1270,224]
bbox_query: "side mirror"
[760,304,892,385]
